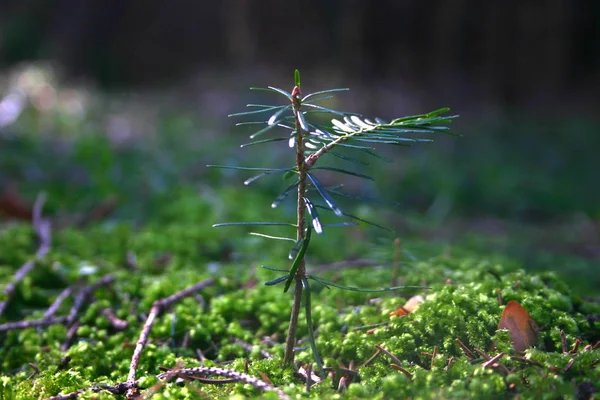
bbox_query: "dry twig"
[102,308,129,330]
[61,322,80,352]
[390,363,413,378]
[0,316,66,332]
[0,193,51,318]
[474,348,491,361]
[43,286,74,319]
[561,358,575,373]
[66,274,115,326]
[125,278,215,399]
[234,338,273,359]
[358,348,382,368]
[455,338,476,360]
[156,366,290,400]
[482,352,506,369]
[560,329,569,353]
[44,382,135,400]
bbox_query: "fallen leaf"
[390,295,424,317]
[498,300,539,352]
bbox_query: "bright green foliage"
[1,188,598,399]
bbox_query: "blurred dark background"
[1,1,599,109]
[0,1,598,245]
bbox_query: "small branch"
[66,274,115,326]
[304,130,359,170]
[561,358,575,373]
[0,316,66,332]
[157,366,237,384]
[358,348,382,368]
[0,193,51,318]
[61,322,80,352]
[482,352,505,369]
[510,356,544,368]
[43,286,74,319]
[474,348,491,361]
[45,389,87,400]
[156,366,290,400]
[570,338,581,354]
[390,363,413,378]
[101,308,129,330]
[496,289,503,306]
[445,356,455,370]
[125,278,215,399]
[0,261,37,318]
[234,338,272,359]
[44,382,135,400]
[560,329,568,353]
[374,344,403,365]
[455,338,476,360]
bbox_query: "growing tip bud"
[291,86,302,108]
[291,86,301,98]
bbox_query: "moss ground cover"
[0,189,598,399]
[0,68,598,398]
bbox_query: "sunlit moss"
[1,190,599,399]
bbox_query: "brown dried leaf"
[498,300,539,352]
[390,295,424,317]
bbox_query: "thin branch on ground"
[358,348,382,368]
[0,316,67,332]
[474,348,491,361]
[455,338,476,360]
[43,286,75,319]
[61,322,80,352]
[157,365,237,384]
[234,338,273,359]
[390,363,413,378]
[101,308,129,330]
[125,278,215,399]
[44,382,135,400]
[0,275,113,334]
[0,193,51,318]
[374,344,403,365]
[66,274,115,326]
[156,366,290,400]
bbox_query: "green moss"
[1,190,599,399]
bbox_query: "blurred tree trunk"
[222,0,255,66]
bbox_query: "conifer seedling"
[210,70,458,376]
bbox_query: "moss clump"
[0,190,598,399]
